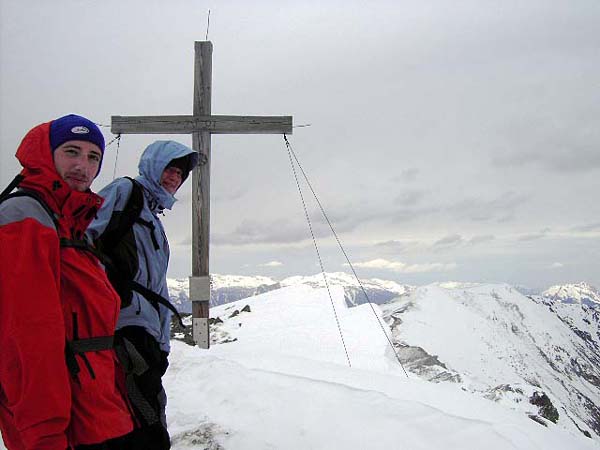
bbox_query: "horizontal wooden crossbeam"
[111,115,293,135]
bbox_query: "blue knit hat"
[50,114,105,153]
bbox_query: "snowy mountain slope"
[537,284,600,357]
[163,285,599,449]
[535,283,600,361]
[167,272,412,312]
[381,283,600,440]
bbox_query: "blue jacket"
[88,141,199,352]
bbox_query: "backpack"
[94,177,184,327]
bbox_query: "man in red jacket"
[0,115,134,450]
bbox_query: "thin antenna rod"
[205,9,211,41]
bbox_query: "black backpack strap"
[135,217,160,250]
[0,174,25,200]
[113,335,161,426]
[59,237,114,267]
[130,281,185,328]
[65,312,115,382]
[124,177,160,250]
[70,336,115,353]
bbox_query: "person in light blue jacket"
[87,140,201,450]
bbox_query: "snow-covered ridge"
[282,271,409,292]
[543,282,600,307]
[281,271,413,306]
[212,274,277,289]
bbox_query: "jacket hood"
[15,122,104,220]
[135,140,199,211]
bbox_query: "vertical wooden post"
[190,41,212,348]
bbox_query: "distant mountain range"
[169,274,600,313]
[542,282,600,307]
[168,272,413,313]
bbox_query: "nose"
[168,171,182,181]
[73,155,95,177]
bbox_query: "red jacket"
[0,122,133,449]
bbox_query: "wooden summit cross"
[111,41,292,349]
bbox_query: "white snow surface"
[163,284,598,449]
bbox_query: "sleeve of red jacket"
[0,211,71,449]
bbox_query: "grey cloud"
[491,110,600,173]
[374,239,418,254]
[389,205,441,225]
[517,227,551,242]
[517,232,548,242]
[392,168,420,183]
[213,218,332,246]
[493,146,600,173]
[433,234,464,248]
[447,192,529,223]
[571,222,600,232]
[375,240,408,250]
[311,206,375,234]
[393,190,427,207]
[312,200,434,233]
[468,234,495,245]
[497,214,517,224]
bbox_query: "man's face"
[53,140,102,192]
[160,166,183,195]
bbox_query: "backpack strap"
[113,335,161,426]
[129,281,185,327]
[59,237,114,266]
[65,312,115,382]
[126,177,160,251]
[135,217,160,250]
[0,174,25,200]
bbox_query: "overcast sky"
[1,0,599,290]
